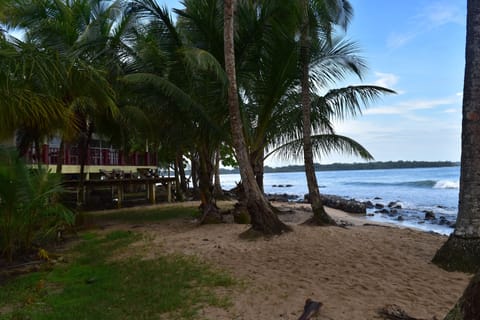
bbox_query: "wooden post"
[167,181,172,203]
[42,144,49,164]
[64,143,69,165]
[117,183,124,208]
[148,182,156,204]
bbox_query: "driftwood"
[378,304,437,320]
[298,299,323,320]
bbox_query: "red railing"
[26,144,158,167]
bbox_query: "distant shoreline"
[219,160,459,174]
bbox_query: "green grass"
[0,230,235,320]
[79,206,201,225]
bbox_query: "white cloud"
[387,1,465,49]
[420,2,465,26]
[374,72,399,88]
[444,108,460,113]
[364,95,462,116]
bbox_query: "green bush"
[0,147,74,262]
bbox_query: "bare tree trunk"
[224,0,290,235]
[300,0,335,226]
[433,0,480,273]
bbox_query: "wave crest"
[433,180,459,189]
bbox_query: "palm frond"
[265,134,374,162]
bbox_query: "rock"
[375,203,385,209]
[374,197,382,200]
[364,201,374,209]
[303,194,366,214]
[376,209,390,214]
[388,201,402,209]
[439,216,447,225]
[397,216,404,221]
[266,193,298,202]
[424,210,436,220]
[319,194,366,214]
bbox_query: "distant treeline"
[219,161,460,174]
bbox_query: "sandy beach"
[111,201,471,320]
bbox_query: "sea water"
[220,166,460,235]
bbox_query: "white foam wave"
[433,180,459,189]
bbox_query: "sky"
[165,0,467,166]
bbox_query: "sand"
[117,202,471,320]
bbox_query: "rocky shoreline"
[264,192,456,232]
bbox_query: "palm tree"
[224,0,291,235]
[0,37,70,143]
[127,0,232,222]
[432,0,480,273]
[300,0,355,225]
[2,0,118,176]
[266,85,395,167]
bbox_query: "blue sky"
[165,0,466,165]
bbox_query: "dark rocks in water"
[439,216,448,225]
[376,208,390,214]
[424,210,436,220]
[271,184,292,188]
[307,194,366,214]
[266,193,298,202]
[374,197,382,200]
[364,201,374,209]
[388,201,402,209]
[397,216,404,221]
[390,209,399,215]
[375,203,385,209]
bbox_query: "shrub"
[0,147,74,262]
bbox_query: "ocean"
[220,166,460,235]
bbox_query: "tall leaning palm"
[432,0,480,273]
[224,0,290,235]
[300,0,353,225]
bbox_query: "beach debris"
[298,299,322,320]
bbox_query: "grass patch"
[0,230,235,320]
[79,206,201,225]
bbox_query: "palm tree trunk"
[213,149,223,196]
[56,138,65,174]
[433,0,480,273]
[443,270,480,320]
[300,0,335,226]
[174,152,185,201]
[198,146,221,223]
[224,0,290,235]
[177,152,188,195]
[251,149,265,193]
